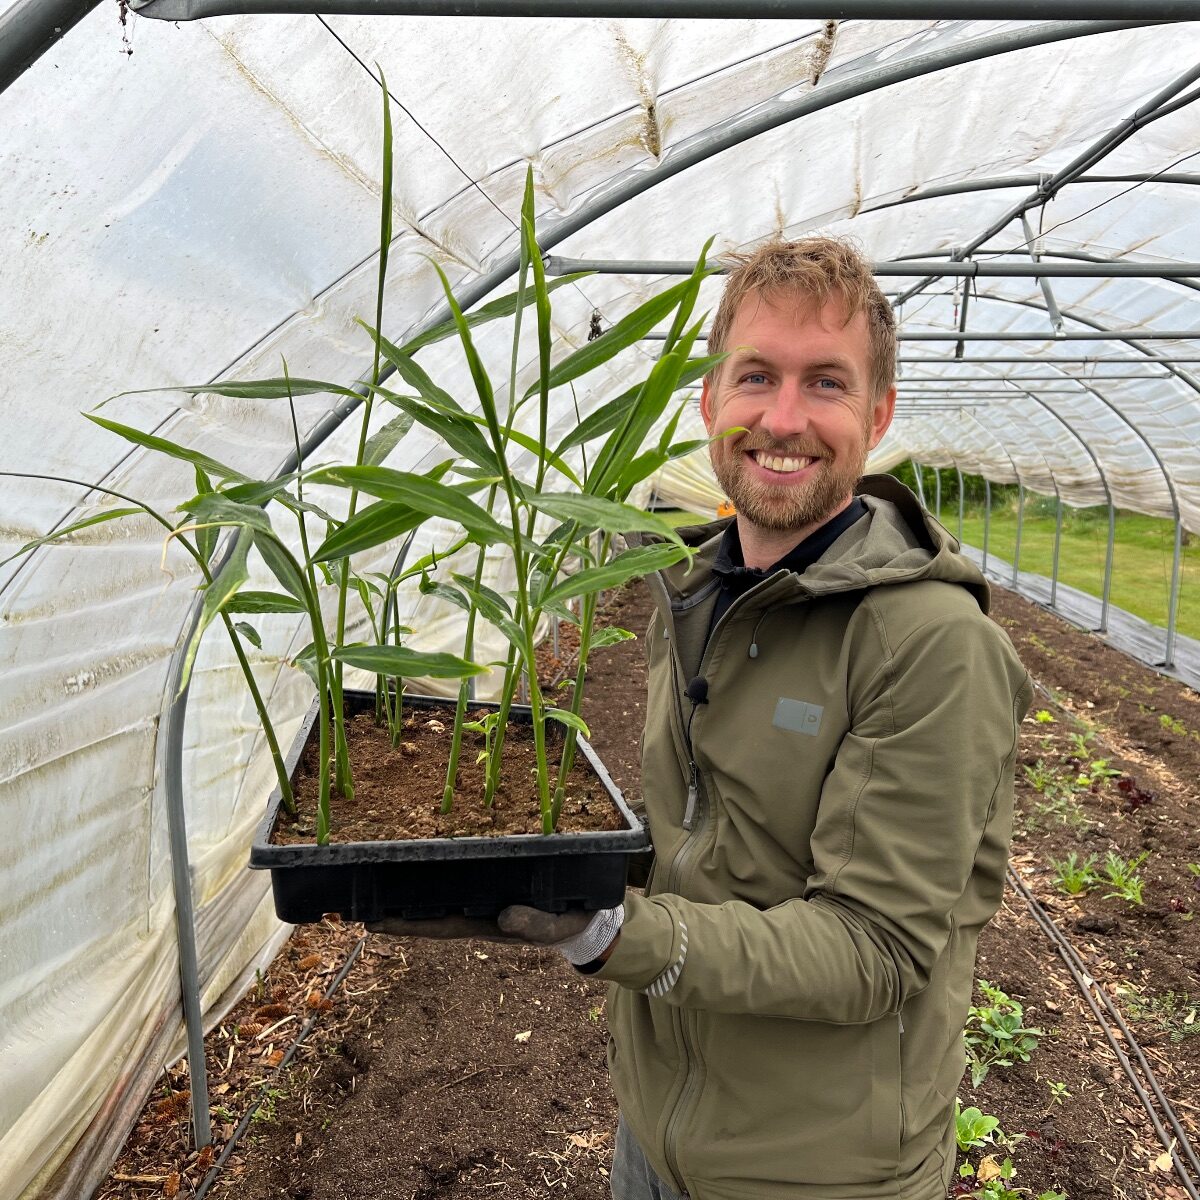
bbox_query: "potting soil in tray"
[272,706,625,845]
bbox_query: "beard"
[710,433,868,532]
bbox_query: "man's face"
[700,292,896,535]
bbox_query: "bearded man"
[373,238,1032,1200]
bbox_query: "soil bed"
[100,580,1200,1200]
[274,705,621,844]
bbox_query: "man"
[373,238,1032,1200]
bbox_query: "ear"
[700,375,718,434]
[867,385,896,451]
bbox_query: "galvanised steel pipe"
[860,172,1200,216]
[901,356,1200,364]
[1051,496,1064,609]
[127,0,1200,21]
[957,467,964,541]
[651,329,1200,341]
[996,378,1116,631]
[983,478,991,575]
[910,458,927,508]
[0,0,104,95]
[544,256,1200,279]
[1102,503,1116,634]
[893,58,1200,306]
[1166,520,1184,668]
[1013,481,1025,586]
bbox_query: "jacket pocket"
[681,1011,904,1189]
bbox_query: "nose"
[759,378,812,441]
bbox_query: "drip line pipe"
[1006,863,1200,1196]
[192,936,368,1200]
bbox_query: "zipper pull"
[682,763,699,830]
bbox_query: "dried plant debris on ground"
[100,581,1200,1200]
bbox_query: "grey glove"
[366,903,624,965]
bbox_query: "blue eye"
[816,378,842,389]
[743,372,768,385]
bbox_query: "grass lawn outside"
[941,504,1199,642]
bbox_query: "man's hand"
[366,903,623,965]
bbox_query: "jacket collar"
[647,475,990,616]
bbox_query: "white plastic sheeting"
[2,15,1200,1199]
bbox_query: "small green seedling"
[1045,1079,1070,1105]
[1023,760,1058,794]
[1076,759,1120,788]
[1050,852,1099,896]
[1101,850,1148,906]
[1160,713,1187,735]
[964,980,1042,1087]
[1034,710,1055,725]
[955,1101,1001,1151]
[1067,729,1096,758]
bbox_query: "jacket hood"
[651,474,991,615]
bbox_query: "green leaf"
[178,528,253,695]
[206,473,300,509]
[451,573,511,617]
[4,506,145,565]
[526,278,699,399]
[308,464,510,547]
[363,409,415,467]
[616,449,669,495]
[224,590,310,615]
[527,492,683,541]
[418,577,471,614]
[393,274,591,358]
[387,394,500,474]
[193,467,218,565]
[496,424,581,489]
[311,502,411,562]
[660,237,715,354]
[450,574,524,649]
[541,543,690,607]
[234,621,262,649]
[333,644,488,679]
[545,708,590,738]
[178,492,276,537]
[590,626,635,649]
[86,414,247,483]
[589,327,705,499]
[104,377,363,406]
[253,531,308,601]
[291,641,320,687]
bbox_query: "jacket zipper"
[648,571,792,1194]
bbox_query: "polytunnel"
[2,7,1200,1199]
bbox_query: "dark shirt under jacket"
[708,497,869,639]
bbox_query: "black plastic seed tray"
[249,689,649,923]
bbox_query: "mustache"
[731,434,829,459]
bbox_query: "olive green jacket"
[595,476,1032,1200]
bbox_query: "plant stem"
[549,536,609,826]
[218,609,297,816]
[483,642,518,807]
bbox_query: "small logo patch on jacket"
[773,697,824,736]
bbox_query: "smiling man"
[370,238,1034,1200]
[581,238,1034,1200]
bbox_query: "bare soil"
[99,581,1200,1200]
[275,702,621,844]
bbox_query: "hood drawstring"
[748,612,769,659]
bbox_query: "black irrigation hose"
[193,936,367,1200]
[1007,868,1200,1199]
